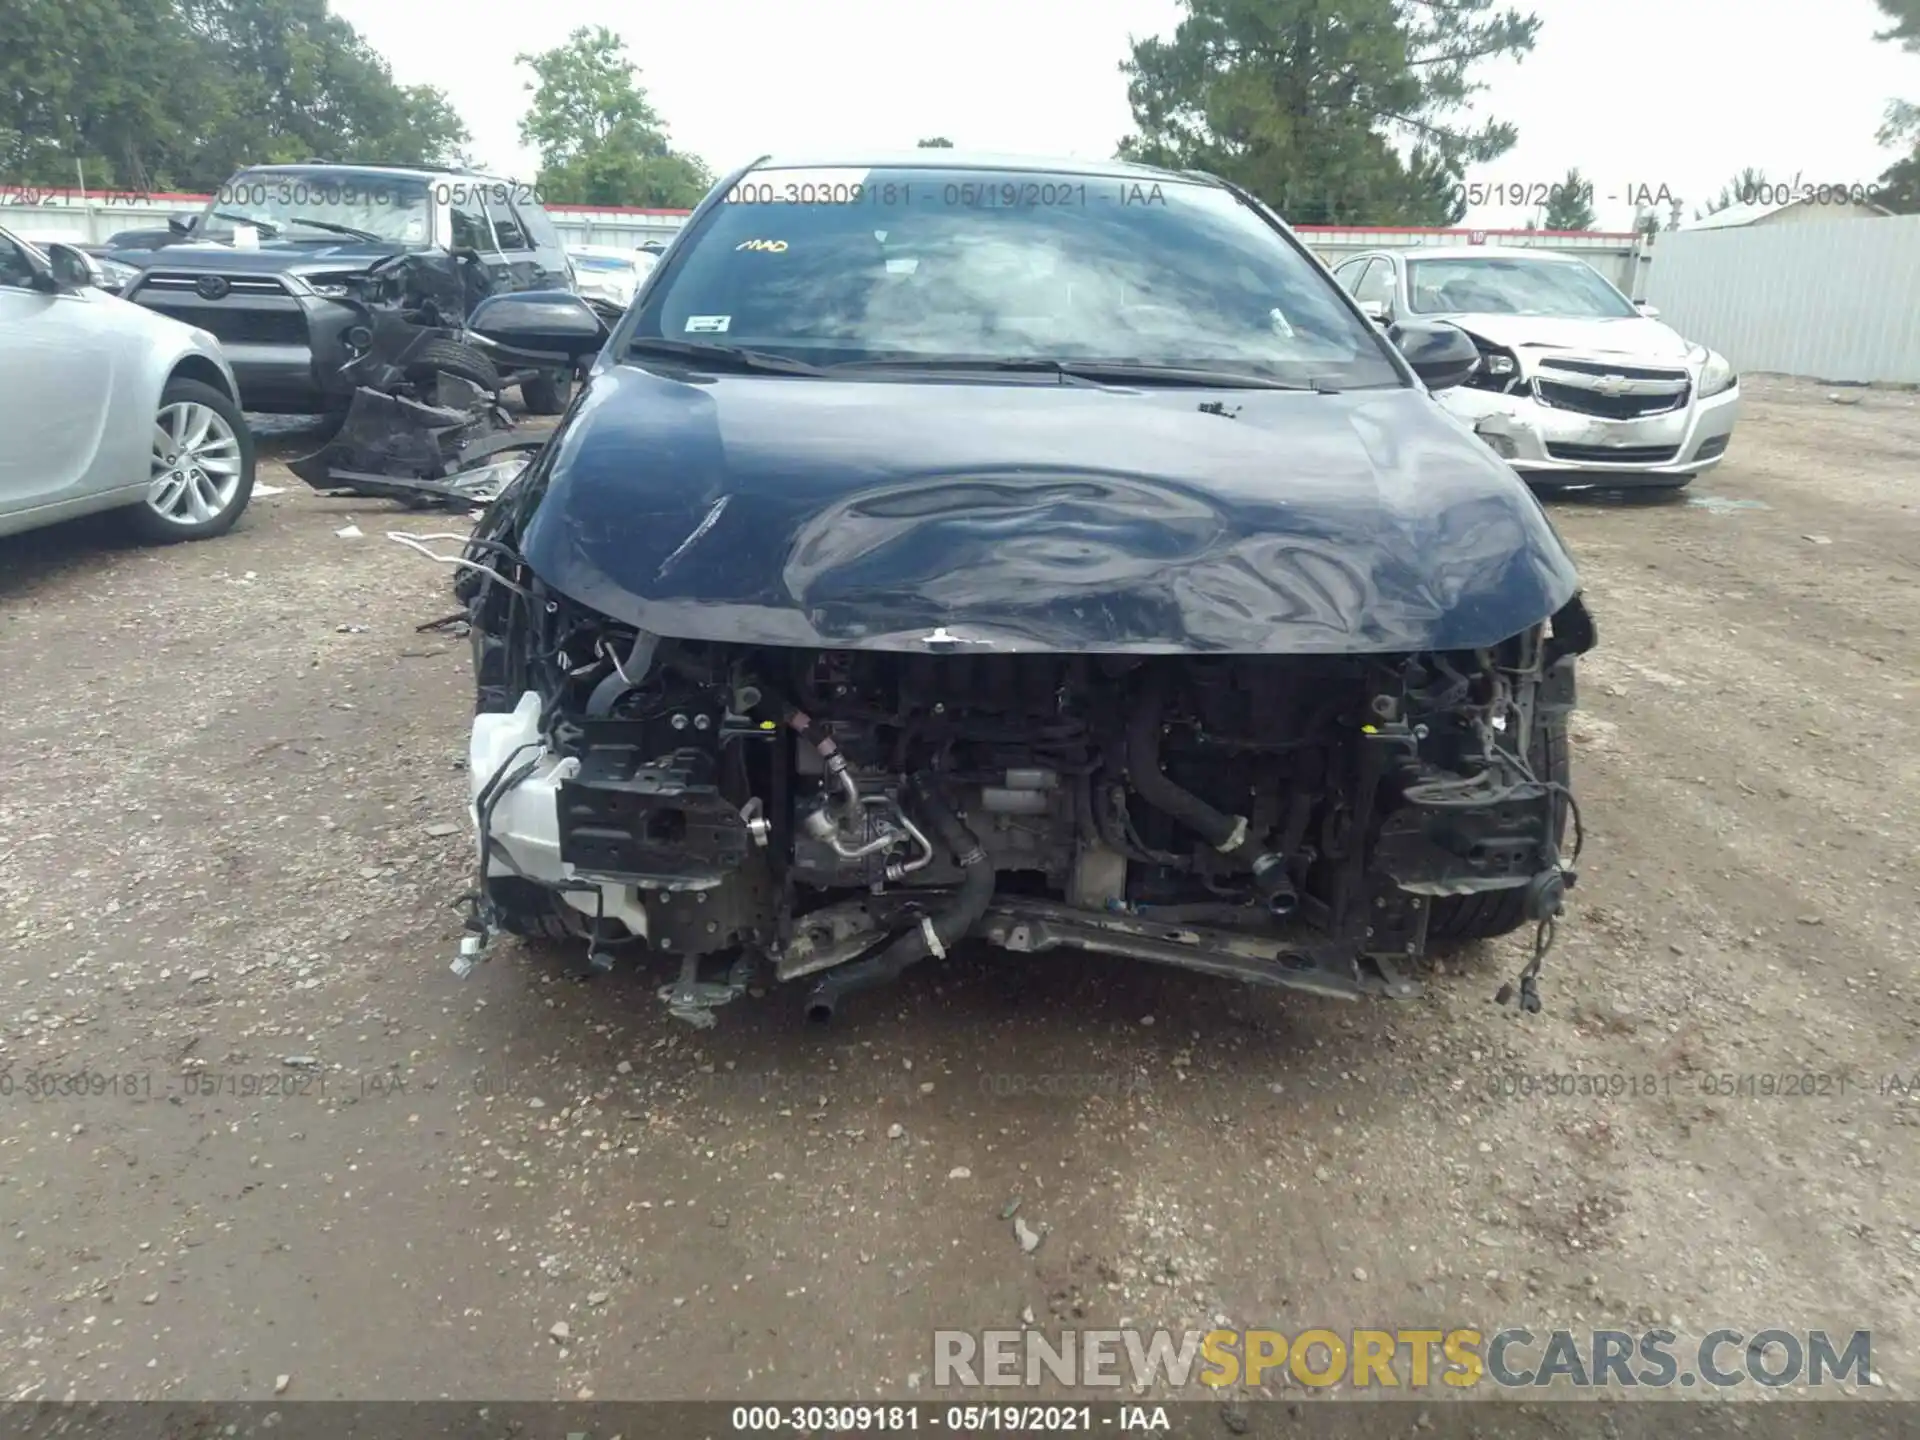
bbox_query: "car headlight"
[91,256,141,291]
[1466,344,1524,393]
[305,272,360,299]
[1697,348,1737,398]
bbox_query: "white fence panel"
[1643,217,1920,385]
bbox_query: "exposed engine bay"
[454,538,1595,1026]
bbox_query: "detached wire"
[386,531,530,597]
[1491,738,1585,867]
[1545,780,1585,866]
[598,636,634,688]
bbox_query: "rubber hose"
[805,776,993,1022]
[1125,673,1249,854]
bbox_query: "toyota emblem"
[194,274,230,300]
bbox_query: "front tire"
[403,338,501,395]
[125,377,256,543]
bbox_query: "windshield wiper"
[280,216,383,242]
[831,356,1121,389]
[207,210,281,235]
[835,356,1319,390]
[627,337,828,376]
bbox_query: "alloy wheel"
[148,402,243,525]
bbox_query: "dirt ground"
[0,377,1915,1408]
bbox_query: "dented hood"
[1442,313,1696,366]
[518,365,1581,654]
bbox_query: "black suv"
[114,163,579,417]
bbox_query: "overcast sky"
[331,0,1917,231]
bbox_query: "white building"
[1685,195,1893,231]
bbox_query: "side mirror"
[467,289,608,364]
[167,213,196,237]
[1634,301,1661,318]
[1387,320,1482,391]
[45,243,98,293]
[1358,298,1391,325]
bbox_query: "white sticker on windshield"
[886,257,918,275]
[874,230,888,243]
[233,224,260,250]
[685,315,732,334]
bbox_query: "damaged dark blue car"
[446,151,1595,1027]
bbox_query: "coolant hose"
[1125,674,1251,855]
[805,775,994,1022]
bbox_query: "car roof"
[747,150,1213,186]
[226,162,518,185]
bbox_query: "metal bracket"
[657,951,757,1029]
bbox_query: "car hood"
[108,238,414,275]
[518,366,1582,655]
[1438,313,1695,366]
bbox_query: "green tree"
[0,0,468,190]
[517,26,710,207]
[0,0,199,187]
[1876,0,1920,45]
[1116,0,1540,225]
[1633,207,1662,239]
[180,0,468,175]
[916,136,954,148]
[1874,0,1920,210]
[1542,166,1595,229]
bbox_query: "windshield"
[1406,257,1638,319]
[629,165,1403,387]
[200,171,433,244]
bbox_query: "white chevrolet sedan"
[0,226,255,543]
[1332,246,1739,492]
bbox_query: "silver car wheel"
[148,402,243,526]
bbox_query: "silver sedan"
[0,226,256,543]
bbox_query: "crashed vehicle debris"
[436,152,1596,1027]
[287,258,626,509]
[115,163,580,421]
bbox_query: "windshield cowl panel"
[627,165,1406,391]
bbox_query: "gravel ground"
[0,378,1915,1406]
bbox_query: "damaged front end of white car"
[1436,319,1741,489]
